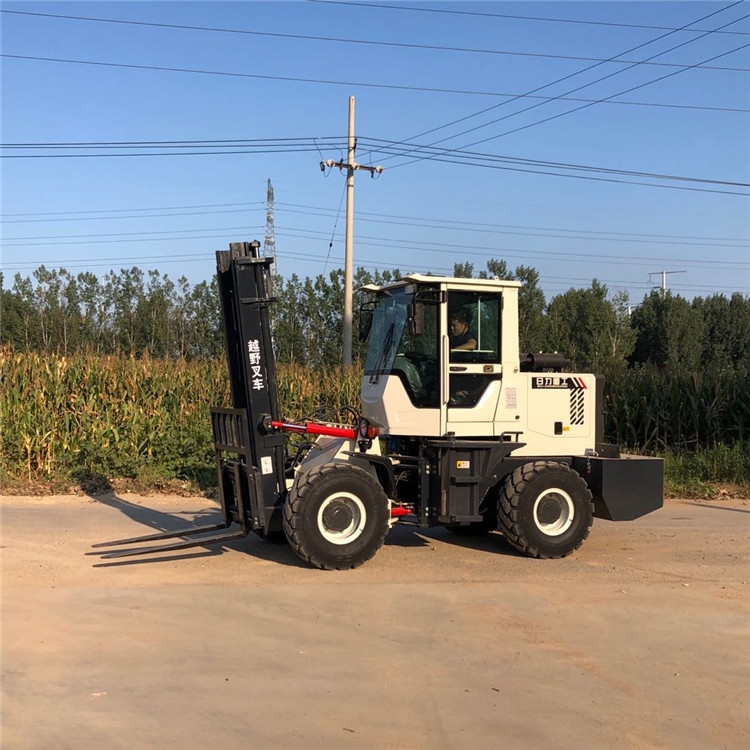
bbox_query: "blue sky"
[1,0,748,304]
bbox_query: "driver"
[449,308,477,351]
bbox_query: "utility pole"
[649,270,686,296]
[263,178,276,268]
[320,96,383,367]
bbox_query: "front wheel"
[283,463,389,570]
[498,461,593,559]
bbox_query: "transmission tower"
[263,178,277,268]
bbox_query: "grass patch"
[664,442,750,498]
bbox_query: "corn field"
[1,349,747,487]
[0,349,363,484]
[605,367,750,452]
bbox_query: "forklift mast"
[214,241,287,534]
[93,241,287,558]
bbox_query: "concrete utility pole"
[649,270,686,296]
[321,96,383,367]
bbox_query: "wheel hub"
[316,491,367,545]
[322,501,353,533]
[537,496,563,525]
[533,488,574,536]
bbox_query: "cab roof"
[360,274,522,294]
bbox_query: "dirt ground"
[1,492,748,750]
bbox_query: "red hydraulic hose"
[269,420,358,440]
[389,506,411,518]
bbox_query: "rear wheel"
[498,461,593,558]
[283,463,389,570]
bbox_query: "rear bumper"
[572,454,664,521]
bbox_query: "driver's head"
[450,308,472,330]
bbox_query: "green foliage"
[664,443,750,496]
[270,265,402,369]
[0,349,363,487]
[630,291,705,372]
[1,266,223,358]
[0,349,230,484]
[544,280,635,375]
[603,367,750,452]
[2,259,749,493]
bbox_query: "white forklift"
[95,242,663,569]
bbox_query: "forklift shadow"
[88,493,310,569]
[385,524,518,557]
[91,492,220,535]
[433,529,519,557]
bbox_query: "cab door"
[443,290,503,436]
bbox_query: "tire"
[498,461,593,559]
[283,463,389,570]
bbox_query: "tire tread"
[283,463,388,570]
[498,460,593,559]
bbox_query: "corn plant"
[2,348,747,487]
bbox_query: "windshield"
[363,285,439,408]
[364,287,410,379]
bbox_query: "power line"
[3,199,748,247]
[3,232,747,293]
[455,25,750,153]
[309,0,750,37]
[5,135,745,189]
[390,153,749,196]
[272,228,750,271]
[1,145,335,159]
[2,207,266,223]
[4,224,748,273]
[357,138,750,188]
[384,4,750,168]
[1,137,344,148]
[365,146,750,196]
[3,9,748,72]
[3,136,746,195]
[4,212,749,257]
[1,54,746,115]
[0,201,264,218]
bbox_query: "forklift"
[94,241,663,569]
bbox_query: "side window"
[391,299,440,408]
[448,292,501,364]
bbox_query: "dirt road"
[1,493,748,749]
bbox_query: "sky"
[1,0,749,305]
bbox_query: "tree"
[9,273,40,350]
[453,261,474,278]
[105,267,145,353]
[629,291,704,372]
[1,273,33,349]
[134,270,176,356]
[76,271,107,353]
[478,259,513,280]
[186,278,222,359]
[271,273,307,365]
[545,280,633,373]
[514,265,547,354]
[727,292,750,373]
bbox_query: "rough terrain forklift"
[95,241,663,569]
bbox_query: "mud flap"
[572,454,664,521]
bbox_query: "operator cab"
[359,275,522,438]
